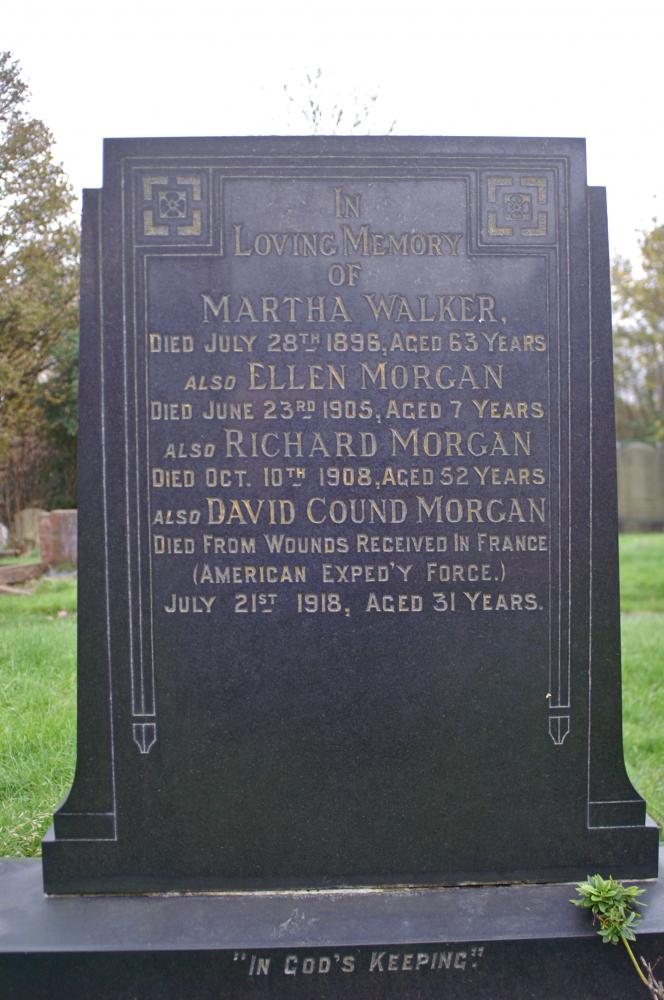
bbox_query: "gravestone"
[11,506,46,552]
[2,137,662,999]
[42,136,657,892]
[617,441,664,531]
[39,509,78,567]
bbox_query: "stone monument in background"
[1,136,662,998]
[618,441,664,531]
[39,509,78,567]
[11,505,46,553]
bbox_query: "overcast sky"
[5,0,663,264]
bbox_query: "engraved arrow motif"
[132,721,157,755]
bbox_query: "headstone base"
[2,853,664,998]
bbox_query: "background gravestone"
[11,506,46,553]
[42,136,658,894]
[617,441,664,531]
[38,509,78,567]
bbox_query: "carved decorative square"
[503,192,532,222]
[138,172,209,243]
[481,172,555,244]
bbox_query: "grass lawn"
[619,535,664,831]
[0,578,76,856]
[622,614,664,832]
[619,533,664,613]
[0,548,41,566]
[0,540,662,857]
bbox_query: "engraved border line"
[122,154,567,753]
[99,192,119,839]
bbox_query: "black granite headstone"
[42,136,658,894]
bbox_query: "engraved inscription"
[135,170,562,751]
[145,182,550,622]
[232,944,486,979]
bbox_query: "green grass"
[619,533,664,613]
[0,537,662,857]
[0,577,76,856]
[622,614,664,833]
[619,534,664,832]
[0,548,41,566]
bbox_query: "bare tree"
[282,68,396,135]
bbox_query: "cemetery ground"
[0,538,662,859]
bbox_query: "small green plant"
[572,874,663,996]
